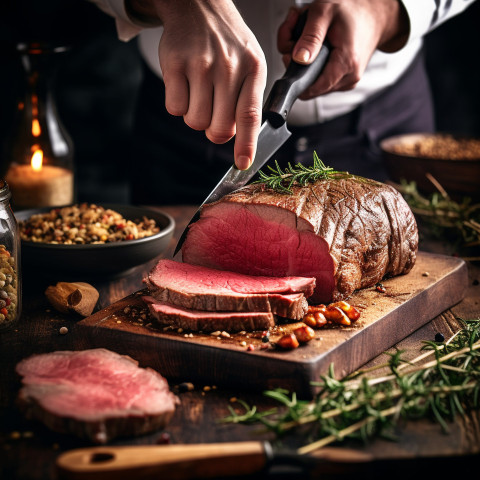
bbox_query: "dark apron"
[130,50,434,205]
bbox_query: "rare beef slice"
[143,296,276,332]
[16,349,179,444]
[181,177,418,303]
[144,259,313,318]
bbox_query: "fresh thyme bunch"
[255,152,348,194]
[222,318,480,454]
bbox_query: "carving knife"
[173,11,330,256]
[56,440,466,479]
[56,441,376,479]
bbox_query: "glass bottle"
[0,180,21,331]
[2,42,75,211]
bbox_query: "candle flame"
[31,149,43,171]
[32,119,41,136]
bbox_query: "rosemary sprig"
[222,318,480,454]
[254,152,348,194]
[395,174,480,251]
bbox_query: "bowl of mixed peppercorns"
[15,203,175,279]
[380,133,480,200]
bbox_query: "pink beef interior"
[182,204,335,303]
[145,297,272,320]
[147,258,316,297]
[16,349,177,422]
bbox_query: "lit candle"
[6,148,73,209]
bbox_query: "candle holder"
[2,42,75,210]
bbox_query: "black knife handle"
[263,9,330,128]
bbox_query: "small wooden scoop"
[56,441,373,480]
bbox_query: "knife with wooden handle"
[173,10,330,256]
[56,441,374,480]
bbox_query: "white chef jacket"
[90,0,476,126]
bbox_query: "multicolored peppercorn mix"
[0,245,18,328]
[18,203,160,245]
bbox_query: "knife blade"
[173,11,330,257]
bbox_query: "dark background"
[1,0,479,205]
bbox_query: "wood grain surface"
[1,205,479,480]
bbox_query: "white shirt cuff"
[400,0,437,43]
[90,0,145,42]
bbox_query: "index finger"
[233,71,266,170]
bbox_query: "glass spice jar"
[0,180,21,331]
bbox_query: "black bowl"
[15,204,175,279]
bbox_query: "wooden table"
[1,205,479,480]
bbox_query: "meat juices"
[182,177,418,303]
[16,349,179,444]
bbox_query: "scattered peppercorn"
[375,283,386,293]
[435,332,445,343]
[59,326,68,335]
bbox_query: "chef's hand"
[277,0,409,99]
[127,0,267,171]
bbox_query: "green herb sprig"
[222,318,480,454]
[396,174,480,253]
[255,152,348,194]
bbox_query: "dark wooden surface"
[1,205,480,480]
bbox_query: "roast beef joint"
[181,177,418,304]
[144,176,418,333]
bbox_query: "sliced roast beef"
[144,259,313,317]
[181,177,418,303]
[143,296,275,332]
[16,349,179,444]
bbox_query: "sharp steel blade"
[173,120,291,256]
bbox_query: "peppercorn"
[261,333,270,343]
[435,332,445,343]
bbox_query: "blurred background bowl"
[380,133,480,200]
[15,204,175,280]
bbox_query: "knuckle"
[192,56,214,75]
[300,30,326,49]
[347,56,362,83]
[244,47,267,76]
[237,106,262,127]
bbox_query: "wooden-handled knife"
[56,440,374,480]
[173,10,330,256]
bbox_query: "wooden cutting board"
[77,252,468,397]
